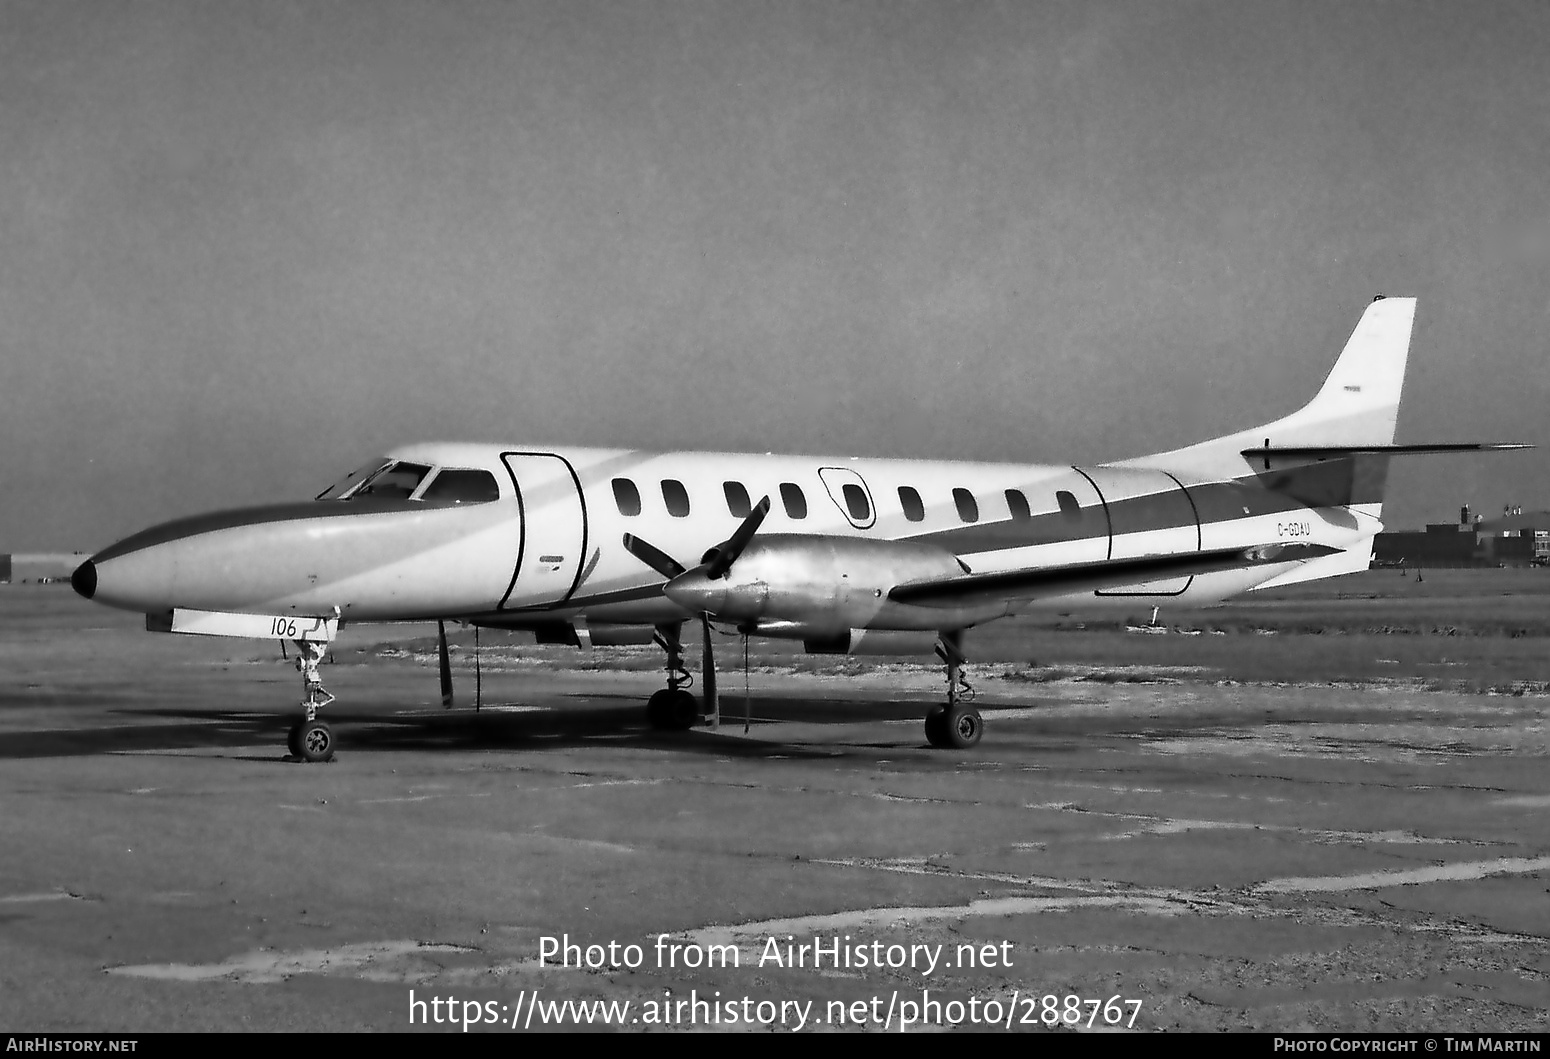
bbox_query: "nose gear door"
[499,452,589,608]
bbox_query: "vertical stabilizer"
[1123,296,1417,479]
[1265,295,1416,448]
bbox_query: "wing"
[888,542,1340,609]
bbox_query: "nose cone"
[71,560,97,600]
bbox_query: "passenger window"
[1056,490,1082,520]
[355,462,432,500]
[841,483,871,522]
[1006,489,1031,521]
[953,488,979,523]
[612,478,642,516]
[662,479,690,518]
[420,469,500,504]
[898,486,925,522]
[780,482,807,519]
[723,481,751,518]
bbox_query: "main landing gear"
[286,639,336,762]
[924,631,981,749]
[646,622,701,731]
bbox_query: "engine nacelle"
[664,534,965,634]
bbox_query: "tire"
[647,689,703,731]
[666,689,699,730]
[286,723,302,758]
[646,689,673,729]
[297,719,334,762]
[943,707,982,749]
[923,705,949,747]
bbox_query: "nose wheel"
[288,718,335,762]
[287,639,336,761]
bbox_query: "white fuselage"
[80,441,1377,636]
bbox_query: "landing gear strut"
[925,631,981,749]
[287,639,336,762]
[646,622,699,730]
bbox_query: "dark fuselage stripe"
[89,498,484,564]
[903,475,1316,555]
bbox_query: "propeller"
[621,533,685,580]
[701,613,718,727]
[437,619,454,708]
[621,495,770,601]
[701,496,771,579]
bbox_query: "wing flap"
[888,543,1340,609]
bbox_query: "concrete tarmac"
[1,590,1546,1032]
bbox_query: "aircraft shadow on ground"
[0,689,1369,760]
[0,694,969,760]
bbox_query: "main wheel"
[646,689,672,728]
[923,705,949,747]
[943,706,982,749]
[297,719,335,762]
[646,689,699,731]
[286,722,302,758]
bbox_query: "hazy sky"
[3,0,1548,549]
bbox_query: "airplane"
[70,296,1526,761]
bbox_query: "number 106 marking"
[271,617,299,638]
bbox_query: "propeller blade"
[622,533,686,579]
[704,496,770,579]
[438,620,454,708]
[743,632,751,734]
[701,613,718,728]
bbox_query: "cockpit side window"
[419,469,500,504]
[316,457,392,500]
[354,462,433,500]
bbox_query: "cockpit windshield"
[353,462,433,500]
[314,458,498,504]
[419,468,501,503]
[315,458,391,500]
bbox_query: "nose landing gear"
[286,639,336,762]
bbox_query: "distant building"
[1475,508,1550,565]
[1372,503,1550,568]
[1372,523,1480,568]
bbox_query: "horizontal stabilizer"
[1238,443,1532,508]
[889,543,1339,609]
[1243,442,1530,462]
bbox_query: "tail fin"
[1124,295,1524,511]
[1255,294,1417,449]
[1125,296,1418,479]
